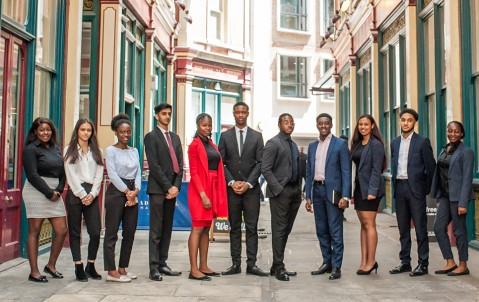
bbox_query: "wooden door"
[0,31,26,263]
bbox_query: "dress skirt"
[353,182,381,212]
[191,170,219,228]
[22,177,66,218]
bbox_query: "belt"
[314,180,325,185]
[396,179,408,182]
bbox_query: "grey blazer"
[351,138,385,200]
[261,132,297,198]
[218,126,264,188]
[429,142,475,208]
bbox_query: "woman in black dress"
[22,117,68,282]
[350,114,386,275]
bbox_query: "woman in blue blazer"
[431,121,474,276]
[350,115,387,275]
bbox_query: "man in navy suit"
[218,102,268,277]
[144,103,184,281]
[389,108,436,277]
[305,113,352,280]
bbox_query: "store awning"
[311,67,334,95]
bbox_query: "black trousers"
[148,194,176,270]
[394,180,429,266]
[227,186,261,268]
[103,180,138,271]
[65,183,101,262]
[269,183,301,270]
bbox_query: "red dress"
[187,137,228,227]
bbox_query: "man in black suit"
[389,108,436,277]
[144,103,184,281]
[218,102,268,277]
[262,113,301,281]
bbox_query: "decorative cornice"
[359,49,371,67]
[408,0,417,6]
[145,28,155,41]
[334,73,340,84]
[349,55,357,67]
[371,29,379,43]
[383,13,405,45]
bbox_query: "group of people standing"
[21,104,473,284]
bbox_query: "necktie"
[239,130,244,156]
[165,132,180,174]
[288,138,299,184]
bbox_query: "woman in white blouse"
[64,118,104,282]
[103,114,141,283]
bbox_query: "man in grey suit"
[144,103,183,281]
[262,113,301,281]
[219,102,269,277]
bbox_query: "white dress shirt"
[314,133,332,181]
[64,145,104,199]
[396,132,414,179]
[235,126,247,156]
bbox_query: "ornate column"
[143,28,155,134]
[405,2,419,110]
[370,30,380,123]
[96,0,122,150]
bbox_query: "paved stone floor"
[1,200,479,301]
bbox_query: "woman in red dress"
[187,113,228,281]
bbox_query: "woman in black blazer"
[350,115,387,275]
[431,121,474,276]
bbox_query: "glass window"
[209,0,224,41]
[8,43,22,189]
[2,0,29,25]
[280,0,307,31]
[394,43,401,107]
[220,96,236,126]
[79,22,92,118]
[280,56,307,98]
[205,93,219,141]
[427,94,437,156]
[135,47,142,101]
[125,41,133,95]
[323,59,334,74]
[321,0,334,35]
[33,68,51,118]
[439,6,446,86]
[0,36,5,164]
[36,0,58,69]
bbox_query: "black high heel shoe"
[357,262,378,275]
[44,266,64,279]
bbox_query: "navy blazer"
[305,135,352,203]
[218,126,264,188]
[429,142,475,208]
[391,132,436,199]
[351,138,385,200]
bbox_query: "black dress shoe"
[222,264,241,275]
[270,268,297,276]
[201,271,221,277]
[311,263,332,275]
[44,266,63,279]
[389,263,412,274]
[329,267,341,280]
[246,266,269,277]
[188,273,212,281]
[275,269,290,281]
[28,274,48,283]
[410,264,428,276]
[447,268,470,276]
[158,265,182,276]
[149,269,163,281]
[435,265,458,274]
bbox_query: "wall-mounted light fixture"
[214,82,221,91]
[319,1,353,48]
[175,1,193,24]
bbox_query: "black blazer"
[218,126,264,190]
[351,138,385,200]
[144,127,184,194]
[391,132,436,199]
[261,132,297,198]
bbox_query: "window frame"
[278,54,309,100]
[278,0,308,33]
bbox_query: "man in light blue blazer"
[305,113,352,280]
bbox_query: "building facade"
[326,0,479,245]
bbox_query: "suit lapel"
[280,136,292,162]
[449,143,464,171]
[358,140,371,170]
[228,128,241,157]
[156,127,172,161]
[326,137,336,164]
[240,127,253,157]
[407,133,417,165]
[310,141,319,176]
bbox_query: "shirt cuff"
[228,180,235,186]
[246,182,253,189]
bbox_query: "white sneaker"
[122,272,137,280]
[106,274,131,283]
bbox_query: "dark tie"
[288,138,299,184]
[165,132,180,174]
[239,130,244,156]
